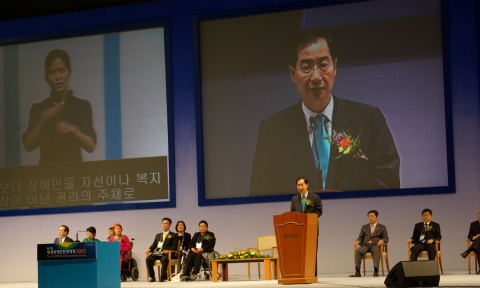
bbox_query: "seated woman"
[181,220,215,280]
[82,226,100,242]
[108,223,132,265]
[176,220,191,253]
[107,226,114,240]
[175,220,192,273]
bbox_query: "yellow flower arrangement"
[215,249,270,260]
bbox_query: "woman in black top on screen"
[22,49,96,164]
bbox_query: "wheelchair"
[186,250,222,281]
[121,238,139,282]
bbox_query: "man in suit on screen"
[407,208,441,261]
[291,176,322,276]
[250,28,400,196]
[54,225,73,244]
[461,209,480,274]
[350,210,388,277]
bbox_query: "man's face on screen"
[289,38,336,113]
[46,58,71,96]
[296,179,308,195]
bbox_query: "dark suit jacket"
[291,192,322,236]
[290,192,322,217]
[189,231,216,253]
[250,96,400,196]
[468,220,480,241]
[411,222,441,244]
[148,231,177,252]
[54,236,73,244]
[356,223,389,245]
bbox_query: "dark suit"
[250,96,400,196]
[410,222,441,261]
[291,192,322,276]
[355,223,389,270]
[290,192,322,218]
[183,232,216,276]
[54,236,73,244]
[468,220,480,266]
[146,231,177,280]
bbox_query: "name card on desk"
[37,242,98,261]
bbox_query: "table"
[211,257,278,282]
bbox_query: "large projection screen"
[196,0,454,205]
[0,20,174,216]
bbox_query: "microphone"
[309,116,317,132]
[76,231,86,242]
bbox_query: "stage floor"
[1,271,478,287]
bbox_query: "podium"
[274,212,318,284]
[37,242,120,288]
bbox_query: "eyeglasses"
[295,60,334,76]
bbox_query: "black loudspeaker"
[384,260,440,287]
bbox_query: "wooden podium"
[274,212,318,284]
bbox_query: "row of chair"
[145,239,220,281]
[355,239,479,276]
[144,235,480,280]
[246,235,479,277]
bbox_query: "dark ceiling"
[0,0,159,21]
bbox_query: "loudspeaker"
[384,260,440,287]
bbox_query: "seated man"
[407,208,441,261]
[54,225,73,244]
[145,217,177,282]
[350,210,388,277]
[181,220,216,280]
[461,209,480,274]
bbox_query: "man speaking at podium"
[291,177,322,276]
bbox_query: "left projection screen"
[0,21,174,216]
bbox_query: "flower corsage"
[326,130,368,160]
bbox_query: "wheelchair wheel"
[130,267,139,281]
[209,251,222,279]
[204,272,210,280]
[121,274,128,282]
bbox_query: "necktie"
[311,114,330,189]
[301,195,306,212]
[370,225,374,234]
[162,232,167,242]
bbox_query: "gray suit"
[354,223,388,270]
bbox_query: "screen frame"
[193,0,455,206]
[0,15,176,216]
